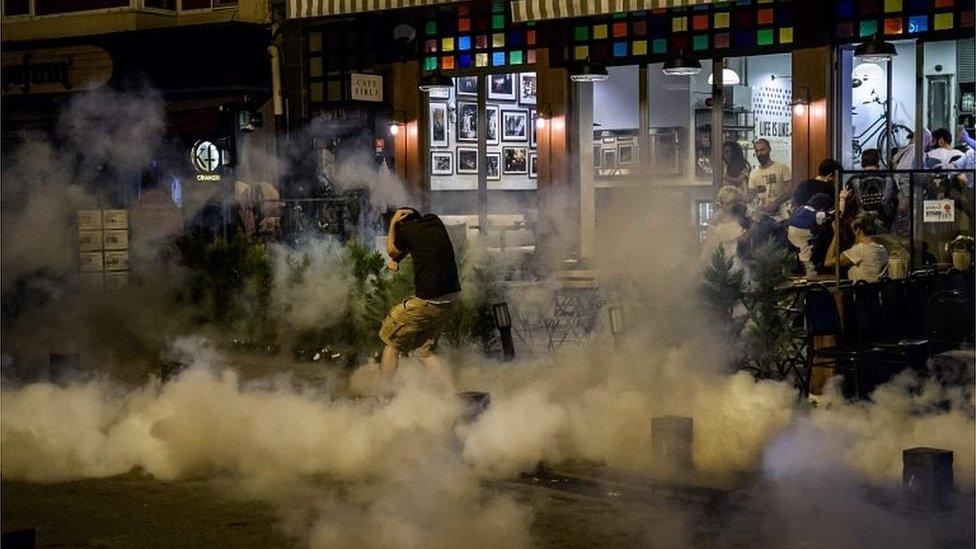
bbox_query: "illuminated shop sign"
[190,139,222,182]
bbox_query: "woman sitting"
[825,210,888,282]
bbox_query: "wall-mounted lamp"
[791,87,811,117]
[388,110,406,136]
[535,103,551,130]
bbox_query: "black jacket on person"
[395,214,462,300]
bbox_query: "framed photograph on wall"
[429,102,448,147]
[486,105,500,145]
[529,111,537,148]
[617,142,636,166]
[518,73,537,105]
[486,152,501,180]
[503,146,528,174]
[431,151,453,175]
[455,76,477,96]
[601,148,617,170]
[457,147,479,174]
[528,152,538,178]
[456,102,478,142]
[488,73,515,101]
[502,109,528,142]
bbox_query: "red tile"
[693,14,709,30]
[757,8,773,25]
[613,22,628,37]
[458,18,470,31]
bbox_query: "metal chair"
[925,289,975,353]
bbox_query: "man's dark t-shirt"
[793,178,835,209]
[394,214,462,300]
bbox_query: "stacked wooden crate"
[77,209,130,289]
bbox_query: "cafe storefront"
[284,0,975,268]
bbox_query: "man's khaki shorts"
[379,297,454,357]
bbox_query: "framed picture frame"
[528,151,538,178]
[456,102,478,142]
[486,105,500,145]
[501,109,528,142]
[431,151,453,175]
[429,102,448,148]
[455,76,477,97]
[529,110,537,148]
[503,146,528,175]
[617,142,636,166]
[486,152,501,180]
[593,144,602,168]
[456,147,479,174]
[518,73,537,105]
[601,148,617,170]
[488,73,516,101]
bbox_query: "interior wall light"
[535,103,551,130]
[388,110,406,136]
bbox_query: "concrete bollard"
[651,416,694,477]
[903,447,953,508]
[457,391,491,422]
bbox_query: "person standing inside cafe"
[747,138,793,222]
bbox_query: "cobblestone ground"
[4,468,974,548]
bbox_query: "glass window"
[180,0,210,10]
[648,61,696,180]
[3,0,30,16]
[34,0,129,16]
[144,0,175,9]
[923,38,975,170]
[838,40,916,169]
[593,66,640,180]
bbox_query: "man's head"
[817,158,843,179]
[385,207,421,228]
[754,139,772,166]
[932,128,953,149]
[861,149,881,169]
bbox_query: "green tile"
[859,20,878,37]
[757,29,774,45]
[693,34,709,50]
[424,57,438,71]
[652,38,667,54]
[492,14,505,29]
[510,50,524,65]
[574,25,589,40]
[425,21,437,35]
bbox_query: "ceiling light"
[707,67,741,86]
[662,52,702,76]
[854,33,897,63]
[571,61,609,83]
[418,72,453,93]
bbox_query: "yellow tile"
[714,12,730,29]
[933,12,953,30]
[492,32,505,47]
[574,45,589,60]
[476,53,488,67]
[309,57,323,77]
[672,17,687,32]
[780,27,793,44]
[593,24,608,39]
[884,0,902,12]
[632,40,648,56]
[441,37,454,52]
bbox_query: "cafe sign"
[923,199,955,223]
[2,46,112,95]
[351,73,383,103]
[190,140,222,182]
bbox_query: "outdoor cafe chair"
[925,289,975,353]
[803,283,865,397]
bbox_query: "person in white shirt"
[825,210,888,282]
[927,128,963,168]
[700,186,752,274]
[747,138,793,222]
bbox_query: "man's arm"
[386,210,410,262]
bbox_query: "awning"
[287,0,463,19]
[511,0,714,23]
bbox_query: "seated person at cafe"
[787,193,834,278]
[700,186,752,275]
[825,211,889,282]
